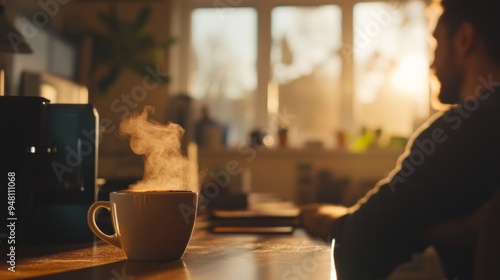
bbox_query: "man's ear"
[454,22,477,57]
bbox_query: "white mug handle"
[87,201,121,248]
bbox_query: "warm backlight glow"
[267,81,279,115]
[40,83,57,102]
[391,54,428,97]
[330,239,337,280]
[354,1,430,138]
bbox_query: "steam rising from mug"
[120,106,193,192]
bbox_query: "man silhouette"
[300,0,500,279]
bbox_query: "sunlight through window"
[271,5,342,148]
[191,8,257,146]
[354,1,430,139]
[185,1,432,148]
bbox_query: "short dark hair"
[440,0,500,65]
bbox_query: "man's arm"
[422,200,491,245]
[475,189,500,280]
[299,203,348,241]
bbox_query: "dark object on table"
[208,193,299,234]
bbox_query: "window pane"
[271,5,342,148]
[190,8,257,146]
[353,1,430,139]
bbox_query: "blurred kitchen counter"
[198,147,404,206]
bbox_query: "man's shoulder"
[417,93,500,138]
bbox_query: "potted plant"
[91,7,174,94]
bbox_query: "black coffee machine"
[0,96,98,245]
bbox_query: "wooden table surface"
[0,229,334,280]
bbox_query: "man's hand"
[299,203,349,242]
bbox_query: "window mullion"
[340,2,355,130]
[256,2,272,129]
[169,0,193,95]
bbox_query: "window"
[271,5,342,148]
[353,1,430,139]
[171,0,432,149]
[190,8,257,146]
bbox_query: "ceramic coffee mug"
[87,190,198,261]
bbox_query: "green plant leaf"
[93,7,174,95]
[129,60,169,84]
[135,7,151,31]
[160,37,176,49]
[98,12,121,34]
